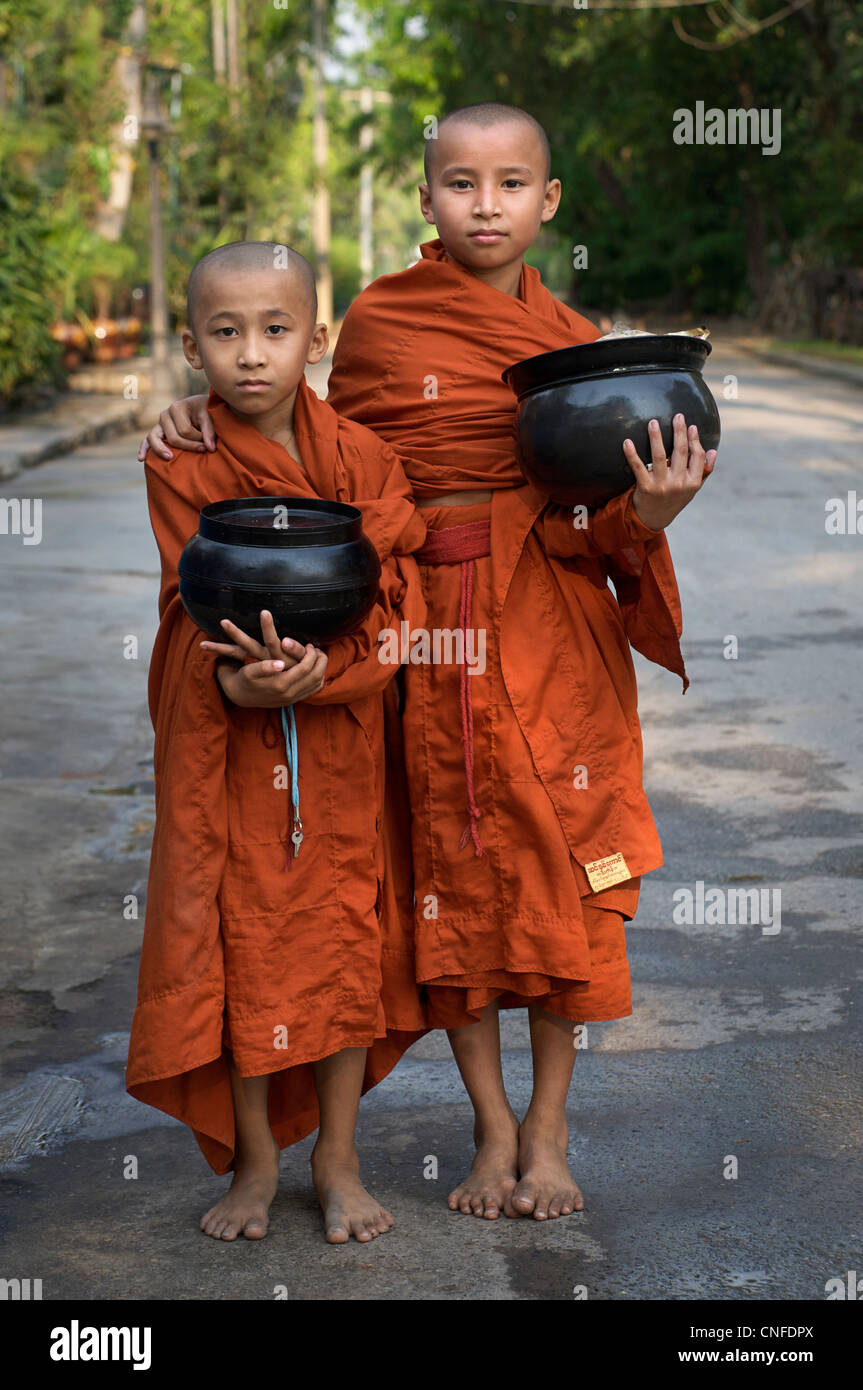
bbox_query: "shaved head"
[186,241,317,333]
[423,102,552,183]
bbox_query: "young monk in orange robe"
[126,241,428,1244]
[138,105,717,1225]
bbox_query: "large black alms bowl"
[178,496,381,645]
[502,334,721,510]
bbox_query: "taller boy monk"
[139,104,717,1225]
[128,241,427,1244]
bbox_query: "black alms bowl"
[178,497,381,644]
[502,334,721,510]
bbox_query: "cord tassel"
[281,706,302,870]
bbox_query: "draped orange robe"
[126,378,428,1172]
[326,239,688,1026]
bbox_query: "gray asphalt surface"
[0,348,860,1300]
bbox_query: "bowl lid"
[502,333,712,399]
[198,496,363,547]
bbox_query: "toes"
[201,1205,225,1235]
[322,1191,393,1242]
[501,1182,520,1218]
[451,1176,521,1218]
[324,1205,350,1243]
[553,1187,583,1217]
[515,1180,551,1220]
[448,1188,512,1219]
[348,1212,375,1241]
[243,1217,267,1240]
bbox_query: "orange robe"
[326,239,688,1027]
[125,377,428,1173]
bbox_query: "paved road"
[0,348,860,1300]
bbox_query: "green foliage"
[330,233,361,318]
[0,174,62,399]
[1,0,860,400]
[768,339,863,364]
[0,0,137,395]
[355,0,863,321]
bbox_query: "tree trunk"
[211,0,226,83]
[93,2,146,250]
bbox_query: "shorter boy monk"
[126,241,428,1243]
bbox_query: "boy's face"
[182,267,328,419]
[419,119,561,273]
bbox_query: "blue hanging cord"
[281,705,303,858]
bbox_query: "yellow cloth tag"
[584,852,631,892]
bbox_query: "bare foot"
[511,1118,584,1219]
[200,1134,280,1241]
[448,1111,520,1219]
[311,1142,394,1244]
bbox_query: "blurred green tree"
[1,0,859,398]
[353,0,862,324]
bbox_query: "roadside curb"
[0,402,143,483]
[723,338,863,389]
[0,354,334,486]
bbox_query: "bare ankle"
[311,1137,359,1169]
[519,1111,569,1143]
[474,1107,520,1147]
[234,1129,279,1172]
